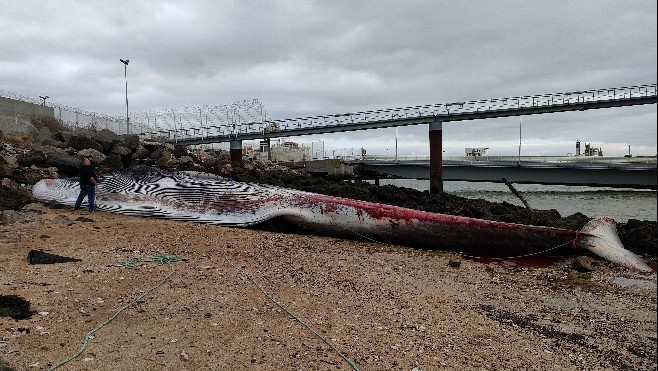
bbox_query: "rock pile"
[0,124,291,202]
[2,127,230,182]
[0,124,290,226]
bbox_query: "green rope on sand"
[49,255,189,371]
[221,246,360,371]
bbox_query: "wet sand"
[1,205,656,370]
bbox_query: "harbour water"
[374,179,657,223]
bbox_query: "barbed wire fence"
[0,90,266,140]
[131,99,266,141]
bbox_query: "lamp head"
[120,59,130,65]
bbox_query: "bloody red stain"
[302,193,577,235]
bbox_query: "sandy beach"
[1,203,656,370]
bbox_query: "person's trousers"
[74,184,96,211]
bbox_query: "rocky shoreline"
[1,121,656,370]
[1,121,656,261]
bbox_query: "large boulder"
[40,138,66,148]
[30,127,54,144]
[15,120,39,137]
[52,130,72,144]
[45,151,80,176]
[172,146,189,158]
[618,219,658,257]
[119,134,140,151]
[66,134,103,153]
[155,149,178,168]
[142,140,166,153]
[2,131,35,148]
[17,150,47,167]
[178,155,195,169]
[22,166,59,185]
[77,149,106,164]
[0,186,33,210]
[149,147,166,160]
[0,153,18,177]
[100,154,124,172]
[130,147,150,161]
[93,129,121,154]
[111,144,132,156]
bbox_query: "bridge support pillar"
[429,121,443,193]
[266,138,271,161]
[229,140,243,162]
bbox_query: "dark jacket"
[79,165,98,186]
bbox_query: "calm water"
[373,179,657,223]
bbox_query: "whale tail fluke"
[578,216,652,272]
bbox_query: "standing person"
[220,163,234,182]
[74,155,98,211]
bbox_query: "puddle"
[471,256,566,268]
[611,276,657,289]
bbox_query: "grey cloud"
[1,0,655,156]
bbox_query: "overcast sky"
[1,1,656,157]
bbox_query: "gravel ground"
[1,204,656,370]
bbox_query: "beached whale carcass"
[32,166,652,272]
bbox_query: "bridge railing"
[351,155,657,165]
[167,83,656,142]
[270,84,657,129]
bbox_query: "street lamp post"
[120,59,130,134]
[38,95,49,105]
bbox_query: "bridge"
[159,83,657,192]
[344,156,657,190]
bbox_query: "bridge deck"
[160,84,657,145]
[345,156,657,189]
